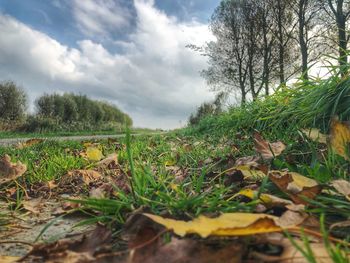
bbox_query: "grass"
[0,127,159,139]
[1,67,350,261]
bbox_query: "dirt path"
[0,133,163,146]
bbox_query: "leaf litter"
[1,124,350,262]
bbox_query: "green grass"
[1,66,350,260]
[0,127,159,139]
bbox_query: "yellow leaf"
[289,172,318,190]
[234,165,267,180]
[330,118,350,160]
[0,256,21,263]
[269,170,321,205]
[164,160,176,166]
[144,213,296,238]
[301,128,327,144]
[86,147,103,161]
[233,189,292,206]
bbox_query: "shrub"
[0,81,27,122]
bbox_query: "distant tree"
[320,0,350,75]
[35,93,132,126]
[189,92,226,125]
[0,81,27,121]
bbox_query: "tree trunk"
[298,0,309,80]
[337,15,347,75]
[277,0,286,84]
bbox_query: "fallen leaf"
[129,237,243,263]
[233,165,267,180]
[86,147,103,161]
[0,256,21,263]
[22,225,112,263]
[252,236,340,263]
[330,118,350,160]
[275,210,308,228]
[144,213,298,238]
[254,132,286,160]
[331,179,350,201]
[0,155,27,185]
[65,170,102,185]
[301,128,328,144]
[96,153,118,169]
[22,198,44,214]
[164,160,176,166]
[269,171,321,205]
[234,156,260,166]
[17,138,44,149]
[234,189,292,207]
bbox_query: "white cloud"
[0,0,214,129]
[72,0,133,37]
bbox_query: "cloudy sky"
[0,0,220,129]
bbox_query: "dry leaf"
[331,179,350,201]
[0,256,21,263]
[22,226,112,263]
[269,170,321,204]
[253,236,339,263]
[96,153,118,168]
[234,189,292,207]
[17,138,44,149]
[330,118,350,160]
[66,170,102,185]
[301,128,328,144]
[235,155,260,166]
[144,213,298,238]
[254,132,286,160]
[22,198,44,214]
[86,147,103,161]
[233,165,267,180]
[0,155,27,185]
[275,210,308,228]
[129,237,243,263]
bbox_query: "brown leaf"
[17,138,44,149]
[65,170,102,185]
[253,236,345,263]
[269,170,321,204]
[0,155,27,185]
[22,198,44,214]
[22,225,112,262]
[128,238,243,263]
[254,132,286,160]
[96,153,118,169]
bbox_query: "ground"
[0,128,349,262]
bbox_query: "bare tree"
[289,0,322,79]
[321,0,350,75]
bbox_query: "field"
[0,122,350,262]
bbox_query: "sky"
[0,0,220,129]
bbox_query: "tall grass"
[187,64,350,136]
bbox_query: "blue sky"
[0,0,219,128]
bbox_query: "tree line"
[191,0,350,105]
[0,81,132,131]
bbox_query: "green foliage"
[0,81,27,122]
[36,93,132,127]
[188,69,350,136]
[188,92,226,125]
